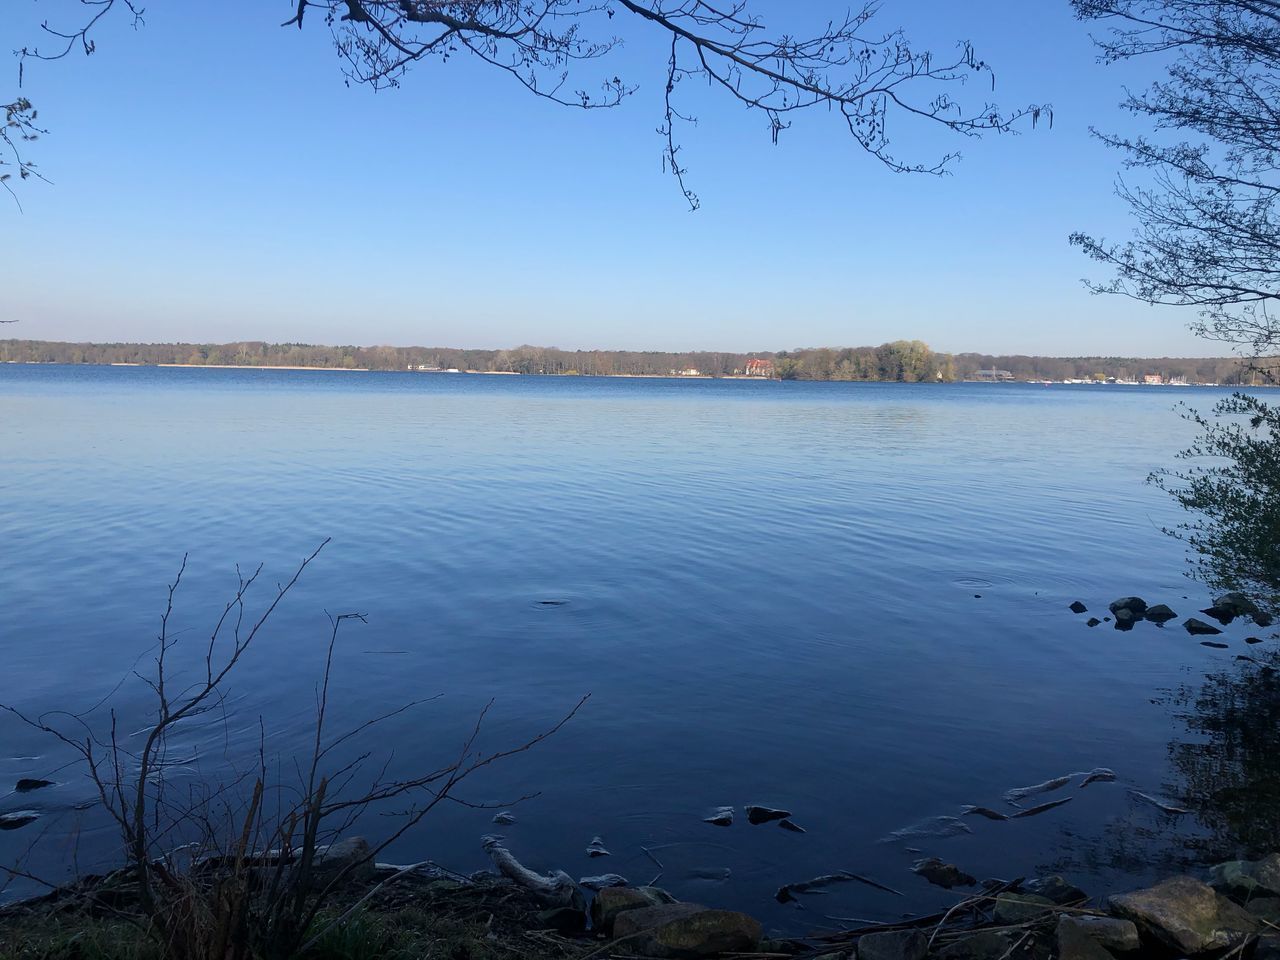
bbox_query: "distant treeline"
[0,339,1256,383]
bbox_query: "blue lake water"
[0,364,1265,929]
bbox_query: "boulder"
[1145,604,1177,625]
[858,929,928,960]
[1025,875,1088,904]
[1109,598,1148,622]
[937,931,1012,960]
[1057,918,1117,960]
[993,892,1056,924]
[592,886,676,935]
[1070,601,1089,614]
[1058,916,1140,953]
[309,837,375,889]
[1109,876,1258,954]
[1216,592,1261,619]
[612,903,762,958]
[1185,618,1223,636]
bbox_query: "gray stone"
[858,929,927,960]
[580,873,629,890]
[745,805,791,825]
[1185,618,1223,636]
[1145,604,1177,625]
[1056,919,1116,960]
[592,886,674,935]
[993,893,1056,924]
[1109,876,1258,954]
[937,931,1012,960]
[1109,598,1148,621]
[1058,916,1140,953]
[0,810,39,831]
[309,836,375,889]
[1216,592,1261,619]
[612,903,762,958]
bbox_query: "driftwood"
[483,837,582,909]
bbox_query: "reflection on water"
[1166,651,1280,860]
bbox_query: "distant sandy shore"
[158,363,370,372]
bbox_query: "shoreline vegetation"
[1,339,1271,385]
[6,833,1280,960]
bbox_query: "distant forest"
[0,339,1259,384]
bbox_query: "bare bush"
[1,540,586,959]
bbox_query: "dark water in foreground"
[0,365,1271,930]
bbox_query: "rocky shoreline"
[6,838,1280,960]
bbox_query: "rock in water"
[492,811,516,825]
[1216,592,1262,620]
[1109,597,1148,623]
[1145,604,1178,624]
[1079,767,1117,787]
[1086,617,1102,627]
[745,805,791,825]
[612,903,762,958]
[703,806,733,827]
[1109,876,1258,954]
[14,779,54,793]
[580,874,629,890]
[1058,916,1140,952]
[912,857,976,889]
[859,930,928,960]
[1185,617,1223,636]
[587,836,611,857]
[1247,637,1263,644]
[0,811,38,831]
[778,819,806,833]
[1202,640,1230,649]
[1069,601,1088,614]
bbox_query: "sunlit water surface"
[0,365,1266,931]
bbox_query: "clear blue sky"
[3,1,1211,355]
